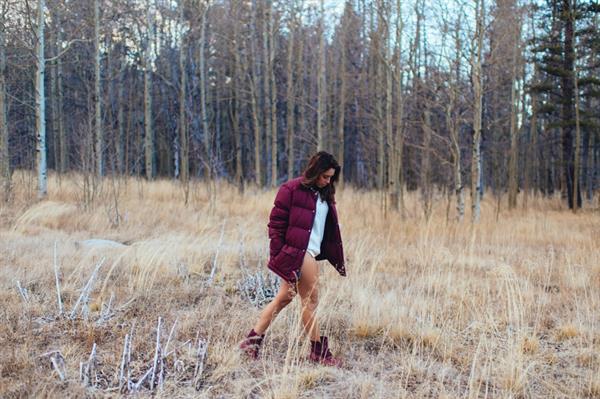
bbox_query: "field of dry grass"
[1,172,600,398]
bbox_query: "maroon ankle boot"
[309,336,342,367]
[240,329,265,360]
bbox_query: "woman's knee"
[300,289,319,311]
[275,285,296,307]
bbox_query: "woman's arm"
[267,185,292,258]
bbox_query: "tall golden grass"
[1,170,599,398]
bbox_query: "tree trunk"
[573,37,582,212]
[232,1,243,192]
[571,0,584,211]
[36,0,47,198]
[199,5,211,180]
[422,105,433,219]
[286,13,295,181]
[250,0,262,186]
[338,22,347,188]
[524,64,539,209]
[471,0,484,222]
[392,0,404,213]
[94,0,103,177]
[562,0,580,209]
[56,22,67,172]
[0,23,9,201]
[117,53,125,174]
[296,25,306,172]
[585,103,595,202]
[450,16,464,221]
[268,1,278,187]
[49,20,59,173]
[179,3,189,198]
[507,38,520,209]
[144,3,154,179]
[383,0,393,212]
[316,0,326,150]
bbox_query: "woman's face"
[316,168,335,188]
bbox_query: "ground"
[1,173,599,398]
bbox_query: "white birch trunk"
[179,3,188,188]
[94,0,103,177]
[316,0,326,150]
[199,5,211,179]
[0,22,9,200]
[471,0,484,222]
[36,0,47,198]
[267,1,278,187]
[286,13,295,180]
[393,0,404,213]
[144,2,154,179]
[250,0,262,185]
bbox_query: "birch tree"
[316,0,326,150]
[286,2,299,181]
[144,1,155,179]
[390,0,404,212]
[0,3,9,201]
[198,3,211,180]
[249,0,262,186]
[36,0,48,198]
[265,0,278,187]
[470,0,484,222]
[179,0,189,201]
[448,11,464,220]
[94,0,103,176]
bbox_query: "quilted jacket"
[267,177,346,283]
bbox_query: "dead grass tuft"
[556,324,579,341]
[521,336,540,354]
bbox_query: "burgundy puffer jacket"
[267,177,346,283]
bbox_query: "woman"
[240,151,346,366]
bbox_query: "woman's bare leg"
[253,280,296,334]
[297,253,320,341]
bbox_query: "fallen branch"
[164,317,178,356]
[70,257,106,319]
[15,280,29,303]
[193,335,208,388]
[118,333,131,392]
[80,342,97,387]
[40,350,66,381]
[54,241,64,315]
[150,317,162,390]
[133,366,153,391]
[207,221,226,286]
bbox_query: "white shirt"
[307,193,329,258]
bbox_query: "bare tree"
[266,0,278,187]
[249,0,262,186]
[0,3,9,201]
[448,10,464,221]
[316,0,326,150]
[179,0,189,202]
[470,0,485,222]
[286,2,298,181]
[390,0,404,213]
[507,4,523,210]
[94,0,103,176]
[35,0,48,198]
[144,0,155,179]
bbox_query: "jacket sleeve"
[267,185,292,259]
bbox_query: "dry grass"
[1,170,599,398]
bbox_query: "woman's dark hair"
[301,151,341,202]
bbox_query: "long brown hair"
[301,151,341,203]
